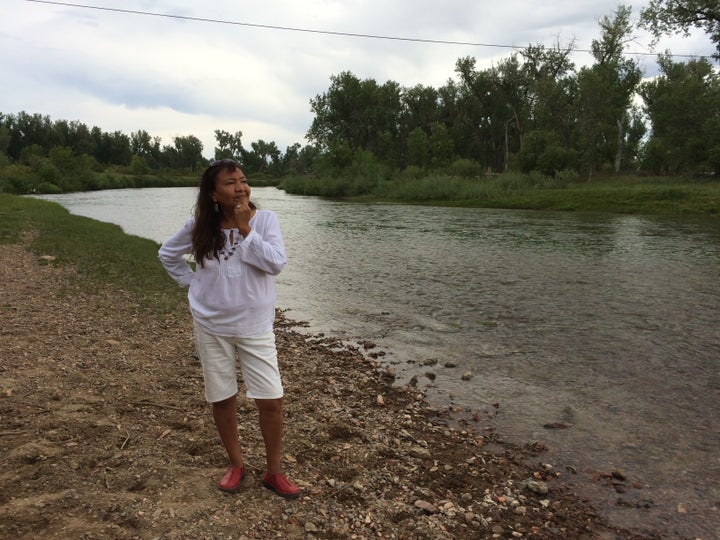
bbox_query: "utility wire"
[24,0,712,59]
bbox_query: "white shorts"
[193,322,284,403]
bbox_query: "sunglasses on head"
[208,158,239,167]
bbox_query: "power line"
[24,0,712,59]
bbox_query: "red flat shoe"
[218,464,247,492]
[262,472,301,499]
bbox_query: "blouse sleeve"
[236,211,287,276]
[158,218,196,288]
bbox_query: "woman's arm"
[158,219,196,287]
[237,212,287,276]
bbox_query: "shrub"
[0,163,34,193]
[37,182,62,194]
[448,158,484,179]
[37,162,61,185]
[398,165,425,181]
[551,169,580,188]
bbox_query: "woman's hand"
[234,203,253,237]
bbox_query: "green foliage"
[639,56,720,175]
[280,175,347,197]
[129,155,151,175]
[399,165,425,180]
[448,158,484,178]
[308,71,402,159]
[517,131,578,175]
[0,193,187,314]
[347,149,390,195]
[281,168,720,217]
[406,128,429,168]
[639,0,720,59]
[36,182,62,194]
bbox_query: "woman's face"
[211,166,250,210]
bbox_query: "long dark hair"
[192,160,256,267]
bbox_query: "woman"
[158,159,300,498]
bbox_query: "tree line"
[1,2,718,196]
[0,113,311,194]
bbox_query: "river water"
[36,187,720,538]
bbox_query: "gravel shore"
[0,241,657,539]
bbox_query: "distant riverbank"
[15,169,720,218]
[280,173,720,217]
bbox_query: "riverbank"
[0,202,661,537]
[346,175,720,217]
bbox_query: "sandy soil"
[0,240,659,539]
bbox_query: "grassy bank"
[0,193,186,314]
[425,177,720,216]
[281,173,720,217]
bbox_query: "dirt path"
[0,241,656,539]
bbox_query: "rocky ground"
[0,240,662,539]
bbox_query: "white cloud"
[2,0,716,157]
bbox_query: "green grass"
[0,193,187,314]
[360,174,720,217]
[483,178,719,216]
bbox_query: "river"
[36,186,720,538]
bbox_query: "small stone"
[526,480,549,495]
[414,500,438,514]
[409,446,431,459]
[461,371,473,381]
[305,521,319,532]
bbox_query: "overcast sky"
[2,0,716,157]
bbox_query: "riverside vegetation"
[278,172,720,217]
[0,195,667,538]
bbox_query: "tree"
[406,127,430,168]
[399,85,440,138]
[214,130,244,161]
[307,71,403,164]
[241,139,280,175]
[428,123,455,168]
[4,112,54,160]
[491,54,530,170]
[519,41,577,150]
[455,57,508,171]
[172,135,203,171]
[130,130,161,169]
[275,143,302,176]
[639,0,720,59]
[576,5,642,175]
[48,146,76,173]
[638,54,720,174]
[95,130,132,166]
